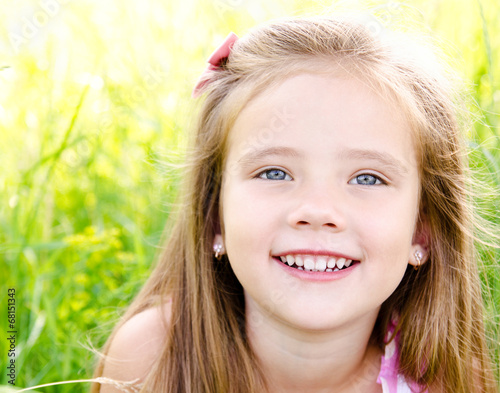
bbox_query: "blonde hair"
[92,15,498,393]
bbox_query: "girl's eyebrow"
[237,146,303,167]
[337,148,409,176]
[236,146,409,176]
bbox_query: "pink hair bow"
[192,32,239,98]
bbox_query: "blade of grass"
[13,85,89,266]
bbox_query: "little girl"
[92,14,498,393]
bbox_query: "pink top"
[377,327,427,393]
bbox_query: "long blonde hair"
[92,15,498,393]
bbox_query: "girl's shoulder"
[99,301,172,392]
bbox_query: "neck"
[246,308,383,393]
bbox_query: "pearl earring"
[414,250,423,271]
[213,243,223,260]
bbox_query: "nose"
[287,184,347,231]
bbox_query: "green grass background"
[0,0,498,392]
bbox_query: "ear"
[213,233,224,248]
[409,217,430,269]
[213,209,225,248]
[213,188,226,256]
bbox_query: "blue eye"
[258,169,292,181]
[349,174,384,185]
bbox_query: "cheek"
[360,206,418,273]
[221,183,275,257]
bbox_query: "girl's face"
[220,73,422,332]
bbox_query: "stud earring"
[414,250,423,271]
[213,243,224,260]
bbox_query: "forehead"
[226,72,417,169]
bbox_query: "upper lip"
[273,249,359,261]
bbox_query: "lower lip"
[272,257,359,282]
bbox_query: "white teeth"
[278,253,356,272]
[304,257,315,270]
[315,257,327,271]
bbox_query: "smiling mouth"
[273,254,359,272]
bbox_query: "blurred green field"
[0,0,499,392]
